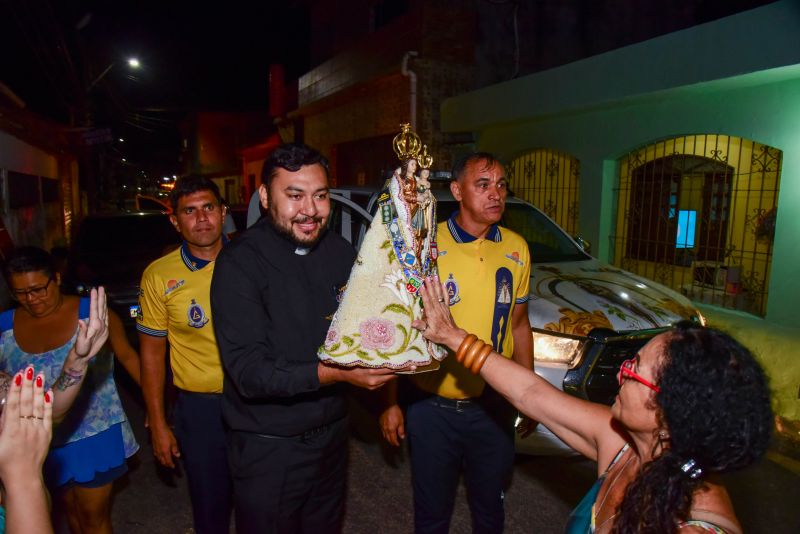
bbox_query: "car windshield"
[436,200,588,263]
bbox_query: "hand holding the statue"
[318,362,417,391]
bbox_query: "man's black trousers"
[226,416,348,534]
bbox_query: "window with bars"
[612,135,781,317]
[507,149,580,235]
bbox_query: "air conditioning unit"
[692,262,741,293]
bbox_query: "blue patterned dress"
[0,298,138,486]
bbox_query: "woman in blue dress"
[415,276,772,534]
[0,247,138,534]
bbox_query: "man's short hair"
[451,152,504,182]
[261,143,329,189]
[171,175,223,211]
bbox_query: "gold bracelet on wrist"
[470,343,494,374]
[455,334,478,363]
[462,339,486,369]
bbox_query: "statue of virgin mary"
[318,124,446,370]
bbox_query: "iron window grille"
[612,135,781,317]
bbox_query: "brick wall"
[302,72,410,185]
[296,1,477,182]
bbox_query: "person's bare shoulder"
[686,478,742,534]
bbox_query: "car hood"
[530,259,698,336]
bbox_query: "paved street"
[84,380,800,534]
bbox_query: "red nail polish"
[26,368,33,380]
[36,375,43,387]
[15,374,21,386]
[45,391,51,403]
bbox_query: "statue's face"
[407,159,418,174]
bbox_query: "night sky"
[2,0,310,114]
[1,0,309,172]
[2,0,775,178]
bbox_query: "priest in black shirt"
[211,143,399,533]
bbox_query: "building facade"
[440,1,800,429]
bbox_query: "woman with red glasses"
[414,276,772,534]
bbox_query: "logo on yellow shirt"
[445,273,461,306]
[187,299,209,329]
[165,279,186,296]
[504,252,524,266]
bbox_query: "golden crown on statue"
[392,123,422,161]
[419,144,433,169]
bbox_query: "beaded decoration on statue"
[318,124,446,370]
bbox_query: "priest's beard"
[266,207,328,247]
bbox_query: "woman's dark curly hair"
[2,246,57,281]
[613,321,773,534]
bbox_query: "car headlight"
[532,330,584,368]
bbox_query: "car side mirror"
[573,236,591,255]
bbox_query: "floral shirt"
[0,300,137,455]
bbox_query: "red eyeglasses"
[619,357,660,393]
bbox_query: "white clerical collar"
[294,246,311,256]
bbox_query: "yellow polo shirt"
[136,245,224,393]
[412,216,531,399]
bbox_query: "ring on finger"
[421,322,428,332]
[437,298,445,303]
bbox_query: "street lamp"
[79,56,141,212]
[87,57,141,92]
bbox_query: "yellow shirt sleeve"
[137,264,168,334]
[515,240,531,302]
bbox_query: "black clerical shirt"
[210,217,355,436]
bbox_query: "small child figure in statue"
[412,167,432,260]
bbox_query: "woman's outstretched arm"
[414,276,623,461]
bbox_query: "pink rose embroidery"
[359,318,395,350]
[325,329,340,348]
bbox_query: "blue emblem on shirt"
[187,299,209,329]
[445,273,461,306]
[490,268,513,353]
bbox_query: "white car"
[248,182,704,454]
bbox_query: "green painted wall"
[442,1,800,134]
[440,1,800,422]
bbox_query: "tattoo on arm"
[0,373,10,405]
[0,373,10,396]
[54,368,85,391]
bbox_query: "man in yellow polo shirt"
[381,153,533,533]
[137,175,232,534]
